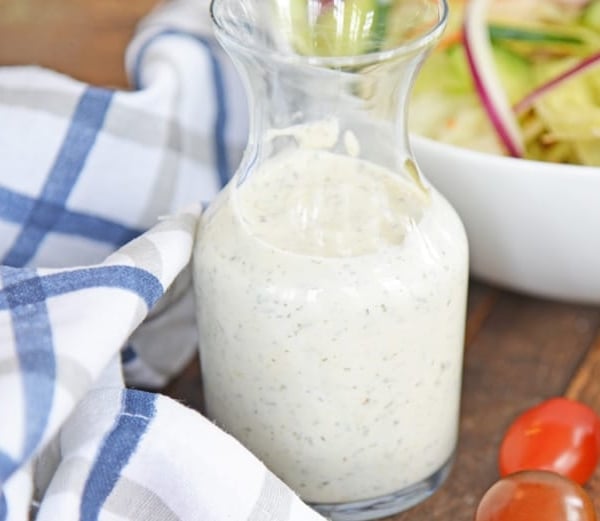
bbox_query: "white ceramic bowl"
[411,134,600,304]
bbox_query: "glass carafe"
[194,1,468,519]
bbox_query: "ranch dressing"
[194,121,469,504]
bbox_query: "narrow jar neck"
[210,0,446,183]
[229,48,433,188]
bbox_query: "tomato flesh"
[475,470,596,521]
[499,397,600,484]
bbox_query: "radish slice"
[514,51,600,114]
[463,0,524,157]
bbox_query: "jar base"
[308,453,455,521]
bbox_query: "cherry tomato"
[475,470,596,521]
[499,397,600,484]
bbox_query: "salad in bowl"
[411,0,600,165]
[409,0,600,303]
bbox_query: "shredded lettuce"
[273,0,441,56]
[410,0,600,166]
[276,0,600,165]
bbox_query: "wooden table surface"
[4,2,600,520]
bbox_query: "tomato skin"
[499,397,600,484]
[475,470,596,521]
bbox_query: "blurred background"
[0,0,160,87]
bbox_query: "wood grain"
[566,329,600,403]
[565,328,600,512]
[163,355,205,414]
[0,0,160,88]
[464,281,499,348]
[391,291,600,520]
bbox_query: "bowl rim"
[410,134,600,179]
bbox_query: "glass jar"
[194,1,468,519]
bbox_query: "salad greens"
[411,0,600,165]
[273,0,439,56]
[276,0,600,166]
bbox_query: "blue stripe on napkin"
[3,87,114,267]
[0,453,17,488]
[54,207,142,246]
[0,188,143,249]
[0,265,163,311]
[80,391,157,520]
[132,29,230,187]
[1,266,55,481]
[39,266,164,309]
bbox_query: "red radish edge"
[462,0,524,157]
[514,51,600,115]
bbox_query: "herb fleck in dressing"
[194,141,468,503]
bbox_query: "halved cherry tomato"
[499,397,600,484]
[475,470,596,521]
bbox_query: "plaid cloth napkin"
[0,0,326,519]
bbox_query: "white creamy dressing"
[237,148,428,257]
[194,121,469,503]
[265,118,341,151]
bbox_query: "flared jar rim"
[210,0,449,67]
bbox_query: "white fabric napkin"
[0,0,326,519]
